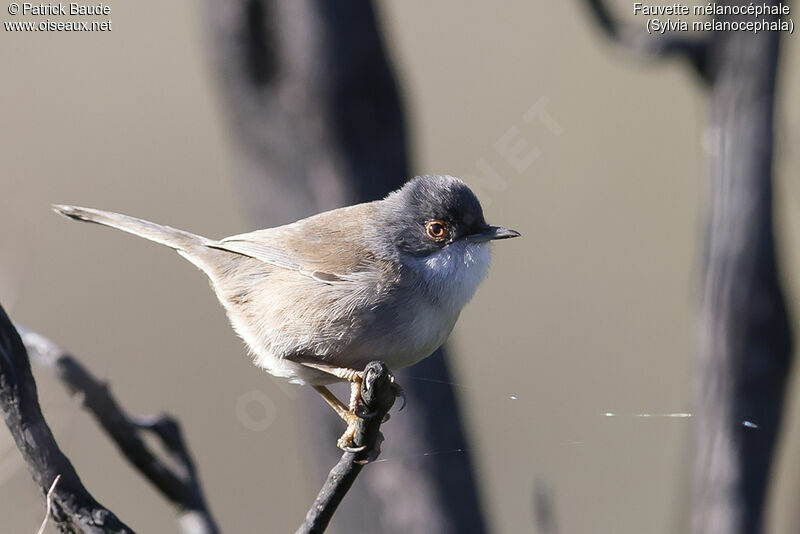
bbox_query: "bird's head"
[381,175,519,308]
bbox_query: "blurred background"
[2,1,800,533]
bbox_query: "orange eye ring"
[425,220,449,242]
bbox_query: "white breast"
[384,241,491,369]
[415,241,491,313]
[218,241,492,385]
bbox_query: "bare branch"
[692,18,788,534]
[582,1,791,531]
[582,0,709,78]
[295,361,399,534]
[17,326,220,534]
[0,303,134,533]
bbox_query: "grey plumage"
[53,175,518,386]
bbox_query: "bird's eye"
[425,220,449,242]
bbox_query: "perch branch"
[16,325,220,534]
[0,303,134,533]
[295,361,399,534]
[583,0,709,79]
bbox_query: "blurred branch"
[17,325,220,534]
[295,361,398,534]
[582,0,709,79]
[533,480,559,534]
[0,302,134,533]
[692,11,789,534]
[580,1,792,532]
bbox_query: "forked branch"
[17,325,220,534]
[4,300,396,534]
[583,0,709,79]
[0,303,134,533]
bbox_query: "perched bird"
[54,175,519,449]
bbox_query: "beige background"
[2,1,800,533]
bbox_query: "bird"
[53,174,520,449]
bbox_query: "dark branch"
[295,361,398,534]
[582,1,791,530]
[0,303,134,533]
[692,15,789,533]
[582,0,709,80]
[16,326,220,534]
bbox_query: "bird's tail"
[52,204,212,256]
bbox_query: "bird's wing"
[210,236,301,271]
[208,204,380,284]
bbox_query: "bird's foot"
[337,402,380,452]
[337,412,364,452]
[314,363,403,458]
[337,371,400,455]
[338,416,385,463]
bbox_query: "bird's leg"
[348,377,362,413]
[310,384,364,451]
[304,364,372,451]
[311,385,351,421]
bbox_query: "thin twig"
[17,325,220,534]
[295,361,399,534]
[36,474,61,534]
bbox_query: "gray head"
[382,175,519,258]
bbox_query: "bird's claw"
[337,426,360,451]
[334,365,402,457]
[393,382,406,412]
[382,371,406,411]
[354,432,384,464]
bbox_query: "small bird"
[54,175,519,449]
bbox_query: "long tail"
[52,204,213,257]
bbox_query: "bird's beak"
[466,225,521,243]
